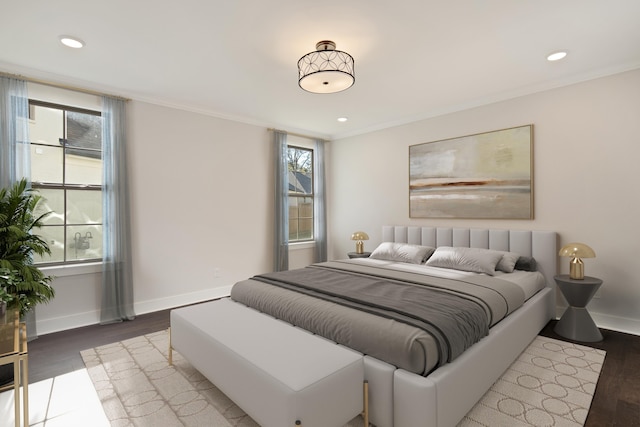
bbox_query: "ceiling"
[2,1,640,140]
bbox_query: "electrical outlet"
[214,268,221,278]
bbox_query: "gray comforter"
[230,260,525,375]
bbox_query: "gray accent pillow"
[515,256,537,271]
[425,246,504,275]
[369,242,435,264]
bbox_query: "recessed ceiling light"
[337,117,348,122]
[547,51,567,62]
[59,36,85,49]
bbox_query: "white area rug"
[80,331,605,427]
[458,336,605,427]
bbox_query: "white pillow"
[425,246,504,275]
[369,242,435,264]
[496,251,521,273]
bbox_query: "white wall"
[327,69,640,335]
[32,70,640,336]
[35,94,275,333]
[128,101,273,313]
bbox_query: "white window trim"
[289,241,316,251]
[41,262,102,277]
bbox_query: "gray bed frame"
[374,226,557,427]
[172,226,557,427]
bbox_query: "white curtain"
[0,76,30,187]
[0,76,38,339]
[273,130,289,271]
[313,138,327,263]
[100,96,135,323]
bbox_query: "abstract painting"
[409,125,533,219]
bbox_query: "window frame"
[287,144,315,243]
[28,99,103,266]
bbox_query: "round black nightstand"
[554,274,603,342]
[348,252,371,259]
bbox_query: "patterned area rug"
[459,336,605,427]
[81,331,604,427]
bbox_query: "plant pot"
[0,304,14,387]
[0,364,12,387]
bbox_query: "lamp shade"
[351,231,369,241]
[559,243,596,258]
[298,40,355,94]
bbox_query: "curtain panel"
[0,76,30,187]
[313,138,327,263]
[0,76,38,339]
[273,130,289,271]
[100,96,135,323]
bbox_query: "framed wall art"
[409,125,533,219]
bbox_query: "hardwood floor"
[539,322,640,427]
[27,313,640,426]
[28,309,171,384]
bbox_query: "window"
[28,101,103,265]
[288,145,313,242]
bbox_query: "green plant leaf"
[0,178,55,316]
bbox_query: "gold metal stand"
[362,380,369,426]
[0,310,29,427]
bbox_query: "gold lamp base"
[355,240,364,254]
[569,257,585,280]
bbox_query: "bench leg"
[362,380,369,427]
[168,327,173,366]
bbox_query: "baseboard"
[555,306,640,337]
[36,310,102,336]
[590,312,640,336]
[38,294,639,338]
[36,286,233,336]
[134,286,233,315]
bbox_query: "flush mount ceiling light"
[59,35,85,49]
[547,51,567,61]
[298,40,355,94]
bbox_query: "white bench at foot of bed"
[170,298,367,427]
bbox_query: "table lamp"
[559,242,596,280]
[351,231,369,254]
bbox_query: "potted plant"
[0,178,55,317]
[0,179,55,385]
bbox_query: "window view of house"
[28,101,103,265]
[287,145,313,242]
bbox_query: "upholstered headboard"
[382,226,557,291]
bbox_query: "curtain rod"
[0,71,130,101]
[268,128,328,142]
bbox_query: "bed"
[177,226,557,427]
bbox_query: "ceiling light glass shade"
[559,242,595,280]
[298,41,355,94]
